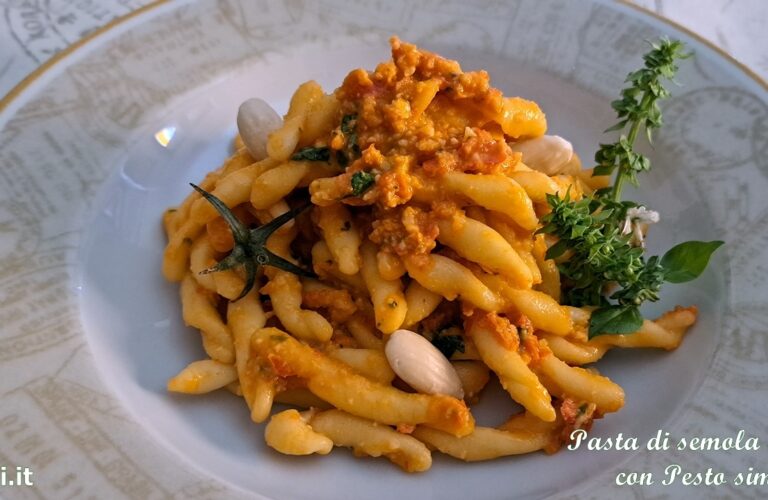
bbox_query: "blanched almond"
[509,135,573,175]
[385,329,464,399]
[237,98,282,160]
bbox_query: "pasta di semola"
[161,38,698,472]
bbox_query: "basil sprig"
[539,39,723,338]
[588,240,723,337]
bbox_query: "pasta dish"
[160,37,718,471]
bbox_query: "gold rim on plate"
[0,0,167,114]
[0,0,765,117]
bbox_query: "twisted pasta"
[163,37,698,472]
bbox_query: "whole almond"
[385,329,464,399]
[237,98,282,160]
[509,135,574,175]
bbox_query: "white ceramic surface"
[0,1,766,499]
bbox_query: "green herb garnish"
[660,240,724,284]
[190,183,316,300]
[341,114,359,153]
[588,304,645,337]
[350,171,375,197]
[539,39,723,338]
[594,38,691,201]
[336,113,360,168]
[292,146,331,162]
[541,191,667,310]
[431,330,465,359]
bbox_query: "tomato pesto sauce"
[162,33,709,471]
[311,37,547,258]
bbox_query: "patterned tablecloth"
[1,0,766,97]
[0,1,765,500]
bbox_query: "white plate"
[0,1,766,499]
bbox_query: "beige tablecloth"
[0,0,766,98]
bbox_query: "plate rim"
[0,1,762,499]
[0,0,766,121]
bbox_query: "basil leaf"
[660,240,724,284]
[588,305,643,338]
[292,147,331,162]
[340,113,360,156]
[545,239,570,260]
[341,114,357,136]
[592,164,615,176]
[350,171,375,197]
[431,334,465,359]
